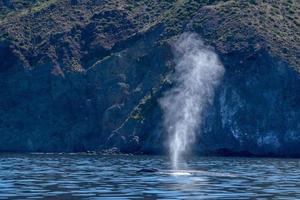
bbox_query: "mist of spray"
[159,33,224,170]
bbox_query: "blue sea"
[0,154,300,199]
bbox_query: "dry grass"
[0,0,299,71]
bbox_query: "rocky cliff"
[0,0,299,156]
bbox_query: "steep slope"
[0,0,299,156]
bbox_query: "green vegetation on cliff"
[0,0,299,72]
[0,0,299,154]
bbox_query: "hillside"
[1,0,299,69]
[0,0,299,156]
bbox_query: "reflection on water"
[0,154,300,199]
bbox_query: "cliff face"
[200,51,300,157]
[0,0,299,156]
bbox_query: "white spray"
[159,33,224,170]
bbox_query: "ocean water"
[0,154,300,199]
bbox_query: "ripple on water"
[1,155,300,199]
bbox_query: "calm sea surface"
[0,154,300,199]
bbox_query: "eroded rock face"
[0,0,299,156]
[196,51,300,157]
[93,46,300,157]
[0,27,170,153]
[0,29,299,157]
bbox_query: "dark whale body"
[137,168,159,173]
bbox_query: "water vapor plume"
[159,33,224,170]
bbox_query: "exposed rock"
[0,0,299,157]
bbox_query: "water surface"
[1,154,300,199]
